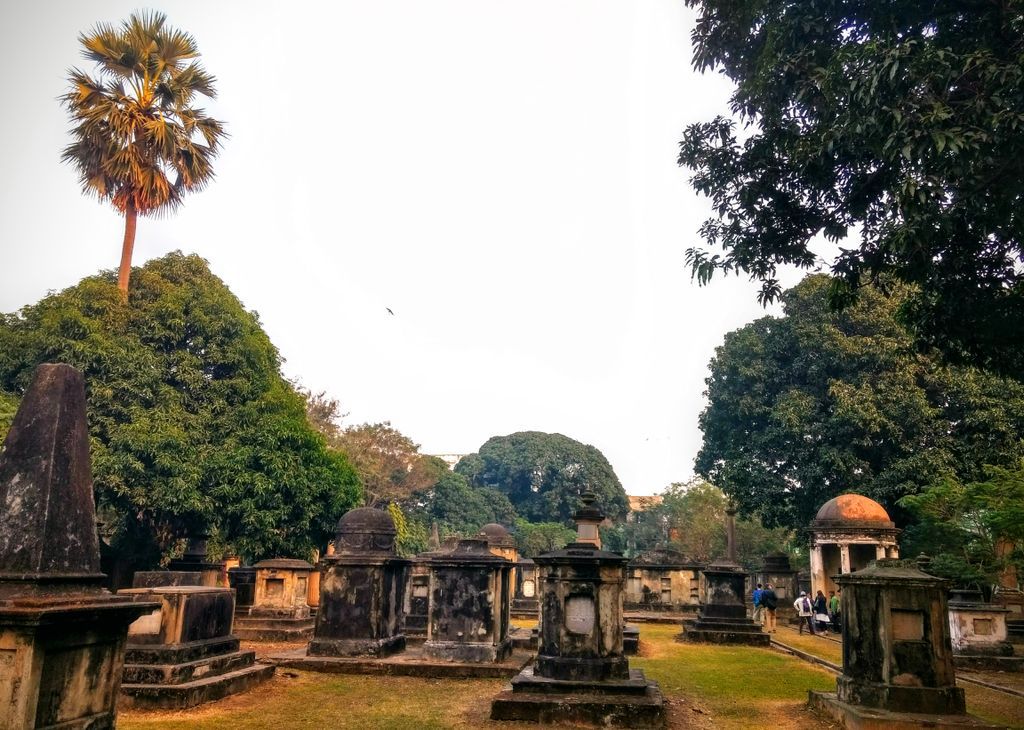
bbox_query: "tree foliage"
[697,275,1024,531]
[330,422,448,507]
[901,462,1024,588]
[0,390,17,439]
[61,11,226,297]
[0,252,361,564]
[680,0,1024,377]
[456,431,629,524]
[513,518,578,558]
[603,479,795,568]
[404,471,516,538]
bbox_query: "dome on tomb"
[812,494,894,528]
[478,523,516,548]
[334,507,397,554]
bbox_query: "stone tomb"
[625,548,701,615]
[809,560,1003,729]
[491,493,666,728]
[423,538,512,663]
[757,551,800,621]
[233,559,315,641]
[809,494,900,599]
[167,534,227,587]
[308,507,410,657]
[0,364,157,729]
[511,558,540,618]
[227,566,257,611]
[678,506,768,646]
[947,588,1020,672]
[117,585,274,709]
[402,556,432,642]
[132,570,203,588]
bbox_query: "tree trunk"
[117,203,138,302]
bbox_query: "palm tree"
[61,11,226,301]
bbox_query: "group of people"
[792,588,842,635]
[752,583,842,636]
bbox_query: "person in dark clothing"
[761,583,778,633]
[813,590,829,632]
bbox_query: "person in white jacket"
[793,591,817,635]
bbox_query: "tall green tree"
[680,0,1024,377]
[901,462,1024,588]
[404,471,516,538]
[456,431,629,524]
[0,252,361,564]
[697,275,1024,531]
[61,11,225,300]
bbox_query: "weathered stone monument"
[625,548,701,614]
[308,507,410,657]
[491,492,666,727]
[809,559,1003,729]
[678,504,769,646]
[511,557,540,617]
[757,551,800,620]
[809,494,901,599]
[167,534,226,587]
[402,557,432,642]
[0,364,156,729]
[946,587,1020,671]
[227,565,257,611]
[423,538,512,662]
[233,558,315,640]
[117,585,274,708]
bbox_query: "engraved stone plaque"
[565,596,595,635]
[891,609,924,641]
[522,579,535,598]
[973,618,993,636]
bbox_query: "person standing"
[829,589,841,633]
[762,583,778,633]
[813,590,828,632]
[752,583,765,628]
[794,591,816,635]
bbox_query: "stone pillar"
[309,507,410,657]
[875,544,886,561]
[0,364,156,729]
[809,543,825,602]
[423,538,512,662]
[839,543,851,574]
[808,559,1000,727]
[490,492,666,727]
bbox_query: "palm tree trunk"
[117,203,138,302]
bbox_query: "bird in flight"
[386,308,395,316]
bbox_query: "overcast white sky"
[0,1,807,495]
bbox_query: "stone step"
[126,636,241,665]
[120,662,276,710]
[123,649,256,685]
[233,618,315,641]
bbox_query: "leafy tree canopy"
[0,252,361,564]
[62,10,226,298]
[681,0,1024,377]
[404,471,516,538]
[603,479,796,569]
[513,518,578,558]
[456,431,629,524]
[901,462,1024,588]
[0,390,17,438]
[329,422,447,508]
[697,275,1024,531]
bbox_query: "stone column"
[875,545,886,561]
[839,543,851,574]
[809,543,825,599]
[725,504,738,563]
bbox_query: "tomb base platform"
[808,691,1006,730]
[510,598,539,619]
[625,609,698,624]
[677,616,770,646]
[309,633,406,658]
[232,614,315,641]
[423,637,512,663]
[511,624,639,655]
[120,636,274,710]
[269,644,532,679]
[953,654,1024,672]
[490,666,667,728]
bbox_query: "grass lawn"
[119,624,844,729]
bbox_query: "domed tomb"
[336,507,398,555]
[809,493,901,598]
